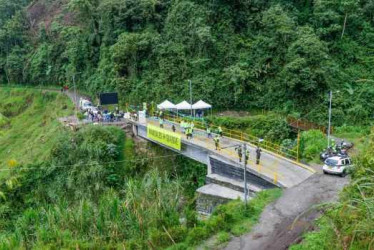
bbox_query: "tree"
[279,26,336,108]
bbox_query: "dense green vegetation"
[206,114,292,143]
[0,123,280,249]
[0,88,73,176]
[0,88,280,249]
[292,128,374,250]
[0,0,374,126]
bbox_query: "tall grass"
[0,88,73,178]
[291,128,374,249]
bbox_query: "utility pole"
[242,143,248,207]
[327,90,332,148]
[189,79,193,117]
[296,130,300,162]
[73,74,77,118]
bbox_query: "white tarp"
[176,101,192,110]
[192,100,212,109]
[157,100,176,110]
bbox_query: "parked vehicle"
[320,147,336,161]
[79,98,93,111]
[339,140,354,150]
[323,156,353,177]
[320,142,352,161]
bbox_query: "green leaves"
[0,0,373,123]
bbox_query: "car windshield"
[325,158,338,166]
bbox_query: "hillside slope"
[0,87,73,175]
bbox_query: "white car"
[79,98,93,111]
[323,156,353,177]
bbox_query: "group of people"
[235,145,262,165]
[180,120,195,139]
[86,107,123,123]
[156,115,263,165]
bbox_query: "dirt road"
[225,173,349,250]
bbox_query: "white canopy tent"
[192,100,212,117]
[157,100,176,110]
[192,100,212,110]
[176,101,192,110]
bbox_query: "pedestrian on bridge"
[218,126,223,137]
[235,146,242,162]
[159,110,164,119]
[206,126,212,138]
[172,124,176,133]
[186,127,193,140]
[180,120,184,133]
[245,148,250,165]
[159,118,164,128]
[214,135,220,150]
[256,146,262,165]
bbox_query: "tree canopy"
[0,0,374,125]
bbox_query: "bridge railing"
[162,113,298,161]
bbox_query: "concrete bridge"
[61,114,315,214]
[126,117,315,215]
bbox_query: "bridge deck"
[144,118,315,188]
[66,117,315,188]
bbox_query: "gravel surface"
[225,173,349,250]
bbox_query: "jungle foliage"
[0,124,280,249]
[0,0,374,126]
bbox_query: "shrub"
[299,130,326,160]
[184,208,198,228]
[0,113,10,128]
[216,231,230,244]
[77,112,85,121]
[148,229,172,248]
[186,227,210,245]
[206,114,291,142]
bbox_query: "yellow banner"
[147,124,181,151]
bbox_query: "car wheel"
[340,170,346,177]
[323,170,328,175]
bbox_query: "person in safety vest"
[256,146,262,165]
[245,148,250,165]
[186,127,193,140]
[235,146,242,162]
[214,135,220,150]
[159,118,164,128]
[206,126,212,138]
[330,139,336,152]
[218,126,223,137]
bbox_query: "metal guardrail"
[146,118,282,184]
[287,116,332,134]
[162,113,299,161]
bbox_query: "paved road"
[225,173,349,250]
[147,118,315,188]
